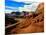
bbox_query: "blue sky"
[5,0,33,13]
[5,0,26,7]
[5,0,26,10]
[5,0,43,13]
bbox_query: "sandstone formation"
[10,3,44,34]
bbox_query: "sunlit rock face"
[35,3,44,13]
[9,3,44,34]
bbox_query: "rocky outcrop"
[5,3,44,34]
[10,3,44,34]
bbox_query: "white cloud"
[5,2,40,13]
[5,10,13,13]
[5,1,44,13]
[12,0,44,3]
[18,2,40,12]
[18,7,31,12]
[5,6,19,13]
[5,6,18,10]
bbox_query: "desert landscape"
[5,2,44,35]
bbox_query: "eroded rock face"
[36,3,44,14]
[10,3,44,34]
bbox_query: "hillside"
[10,3,44,34]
